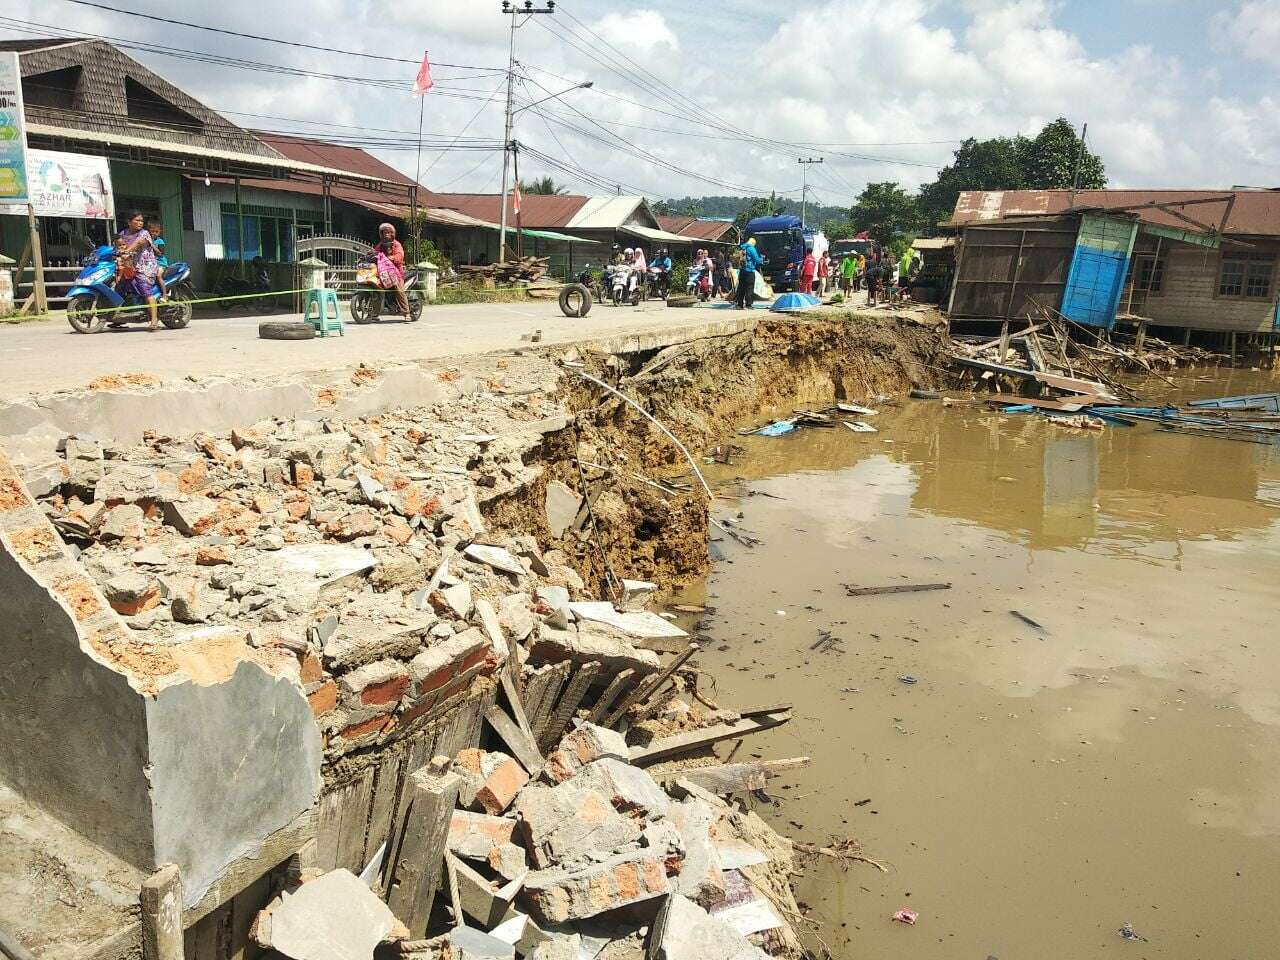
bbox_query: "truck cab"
[745,215,827,291]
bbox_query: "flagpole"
[413,77,425,263]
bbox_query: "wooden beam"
[485,704,544,776]
[386,762,463,938]
[539,661,602,750]
[586,668,636,726]
[656,757,812,794]
[604,644,700,729]
[141,865,185,960]
[628,710,793,767]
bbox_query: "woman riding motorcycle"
[373,223,410,319]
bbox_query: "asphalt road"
[0,297,752,399]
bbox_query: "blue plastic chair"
[303,288,343,337]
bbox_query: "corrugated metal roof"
[948,189,1280,237]
[655,216,736,242]
[620,224,702,245]
[424,192,589,228]
[254,132,417,187]
[566,196,646,229]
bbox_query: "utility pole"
[499,0,557,266]
[797,157,823,228]
[1071,122,1089,192]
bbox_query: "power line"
[52,0,502,71]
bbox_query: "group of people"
[823,245,922,306]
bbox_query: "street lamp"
[514,81,593,116]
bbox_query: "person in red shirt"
[798,249,817,294]
[375,223,410,319]
[816,250,830,296]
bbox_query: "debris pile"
[746,401,887,438]
[456,257,551,285]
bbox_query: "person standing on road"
[816,249,830,296]
[865,251,880,306]
[736,237,763,309]
[840,252,857,295]
[798,247,816,294]
[374,223,411,320]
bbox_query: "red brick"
[0,476,31,511]
[195,545,231,566]
[383,519,414,545]
[107,583,160,617]
[338,714,394,741]
[299,651,324,685]
[416,646,492,698]
[285,495,311,521]
[53,575,103,622]
[360,674,410,706]
[292,463,315,488]
[475,759,530,815]
[308,680,337,716]
[177,459,208,493]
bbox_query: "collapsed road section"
[0,310,946,960]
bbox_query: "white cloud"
[594,10,680,54]
[1212,0,1280,67]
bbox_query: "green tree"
[1022,118,1106,189]
[821,219,857,241]
[916,136,1029,228]
[520,176,567,196]
[849,182,921,240]
[733,192,788,235]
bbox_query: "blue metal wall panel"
[1059,215,1137,330]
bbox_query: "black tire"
[67,293,108,334]
[406,290,424,322]
[350,291,378,324]
[611,287,623,307]
[558,284,592,318]
[161,282,194,329]
[259,321,315,341]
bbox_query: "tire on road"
[258,320,315,341]
[558,283,592,318]
[666,295,698,309]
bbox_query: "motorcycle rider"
[629,246,647,297]
[648,247,673,298]
[373,223,410,320]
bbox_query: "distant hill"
[654,195,847,225]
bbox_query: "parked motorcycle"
[646,266,671,301]
[349,254,424,323]
[685,264,712,302]
[65,245,194,334]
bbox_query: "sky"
[5,0,1279,208]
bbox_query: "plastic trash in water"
[1118,922,1148,942]
[756,419,797,437]
[843,420,878,433]
[892,908,918,925]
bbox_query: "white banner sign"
[0,51,29,204]
[20,149,115,219]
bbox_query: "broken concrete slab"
[450,926,517,959]
[567,603,687,641]
[543,724,629,784]
[529,933,582,960]
[253,543,377,609]
[98,503,145,541]
[254,869,407,960]
[620,580,658,611]
[521,850,669,925]
[535,585,571,611]
[95,463,179,505]
[464,543,526,577]
[513,782,642,870]
[544,481,581,539]
[667,799,726,907]
[646,894,767,960]
[324,616,435,672]
[567,758,671,820]
[498,593,537,642]
[449,809,518,861]
[103,571,160,616]
[161,497,217,536]
[529,626,659,677]
[443,581,474,618]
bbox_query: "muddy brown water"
[674,368,1280,960]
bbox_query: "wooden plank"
[485,704,544,775]
[656,757,812,794]
[520,666,555,725]
[628,711,793,767]
[364,753,404,887]
[142,865,185,960]
[448,853,526,929]
[530,662,572,738]
[586,669,636,726]
[604,644,700,728]
[539,661,602,751]
[314,786,346,873]
[386,764,463,937]
[333,768,375,873]
[501,671,537,745]
[183,902,229,960]
[843,582,951,597]
[227,872,271,960]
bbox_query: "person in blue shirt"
[146,219,168,299]
[735,237,763,309]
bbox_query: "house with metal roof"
[1,38,413,297]
[943,189,1280,345]
[655,215,739,245]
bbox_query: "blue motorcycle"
[65,245,195,334]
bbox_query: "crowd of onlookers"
[798,244,922,306]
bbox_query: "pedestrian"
[736,237,763,309]
[816,249,830,296]
[713,248,730,298]
[798,247,816,294]
[855,252,866,292]
[840,251,856,295]
[864,252,880,306]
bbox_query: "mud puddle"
[677,368,1280,959]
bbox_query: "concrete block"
[442,581,473,618]
[529,626,660,677]
[498,593,536,642]
[463,543,526,577]
[475,757,530,815]
[95,464,179,505]
[513,782,642,870]
[449,809,518,860]
[64,437,104,461]
[535,585,571,610]
[255,869,407,959]
[567,758,672,819]
[567,602,687,641]
[170,577,213,624]
[323,617,431,671]
[449,926,516,959]
[98,504,145,541]
[103,571,160,616]
[161,497,217,536]
[543,723,629,784]
[521,850,669,924]
[667,799,726,907]
[488,842,528,882]
[529,934,581,960]
[646,894,768,960]
[543,481,581,539]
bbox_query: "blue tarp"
[770,292,821,313]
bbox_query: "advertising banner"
[0,51,29,204]
[21,149,115,219]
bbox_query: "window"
[1133,255,1165,293]
[125,77,203,129]
[220,204,319,262]
[1218,254,1274,300]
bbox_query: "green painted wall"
[110,161,184,260]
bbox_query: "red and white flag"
[512,182,522,216]
[412,52,434,95]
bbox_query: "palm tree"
[520,176,567,196]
